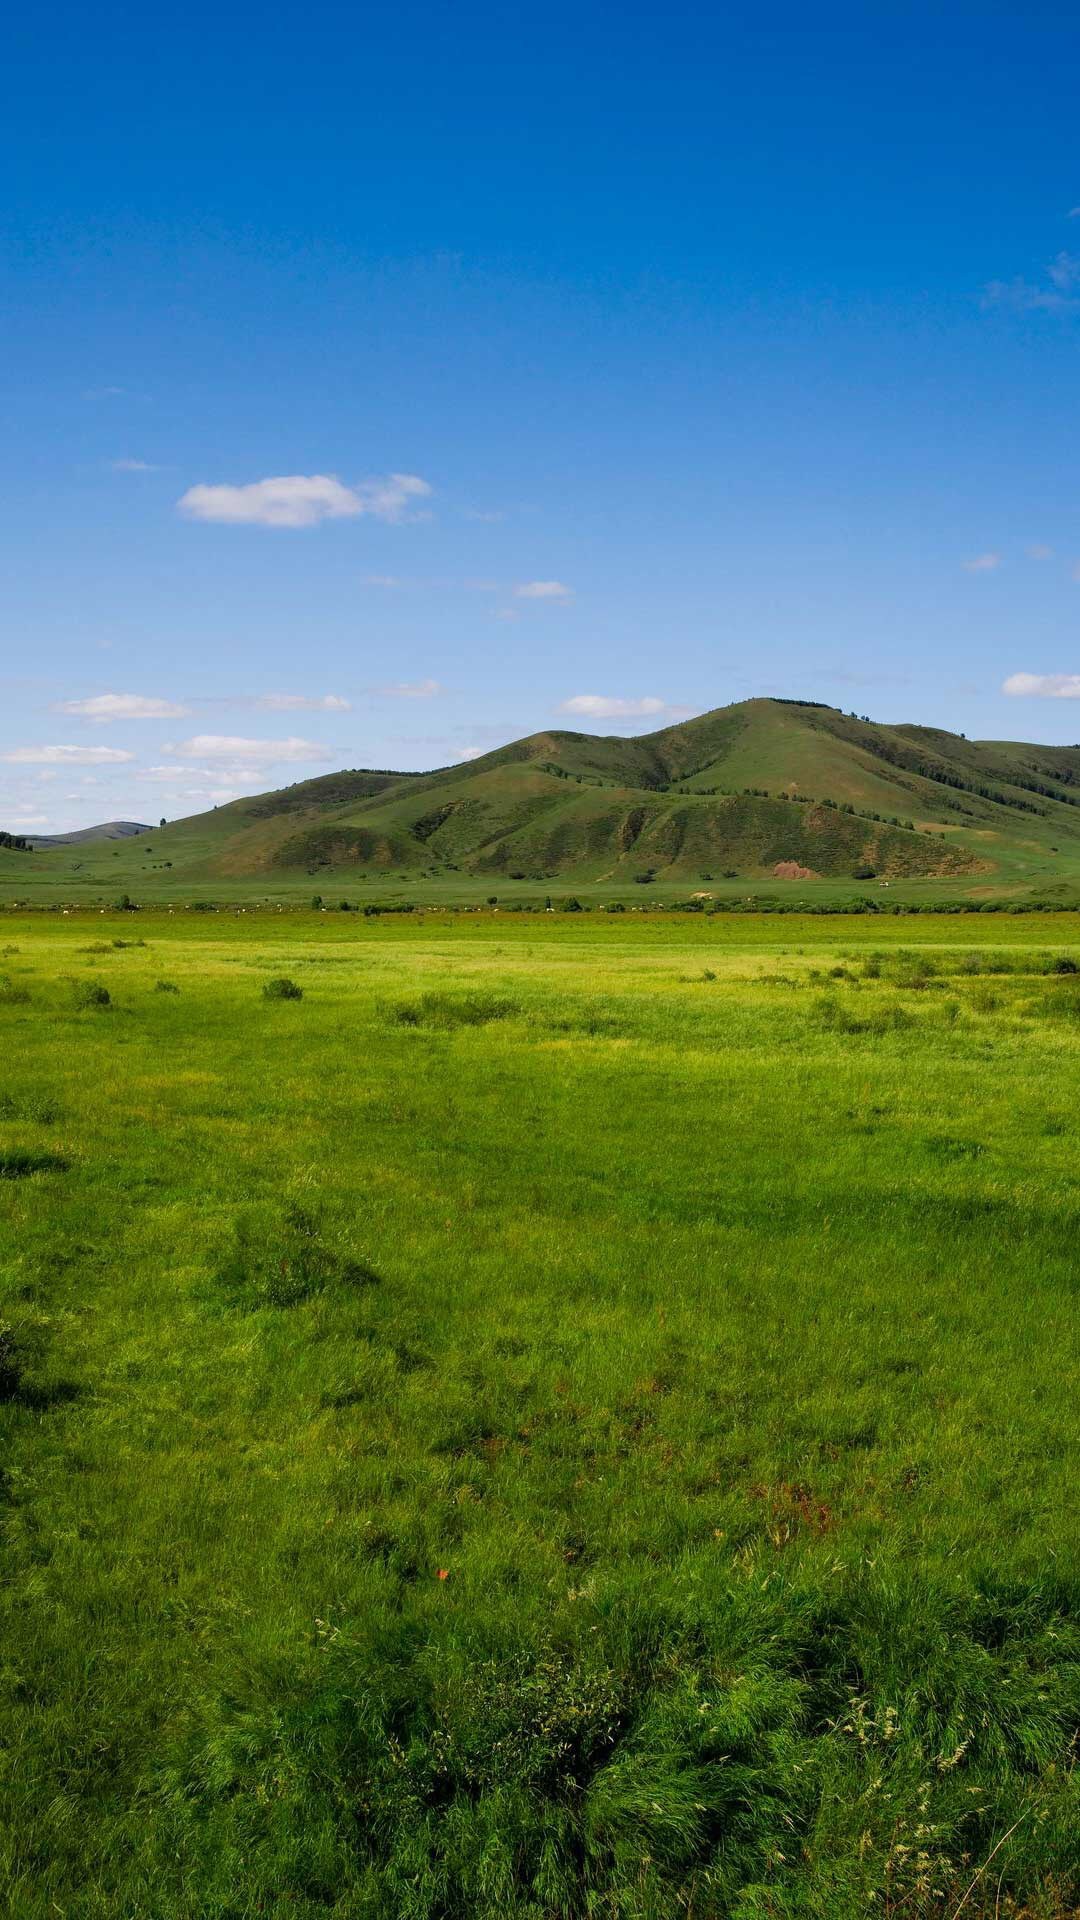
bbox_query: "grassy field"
[3,911,1080,1917]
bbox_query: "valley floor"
[2,913,1080,1916]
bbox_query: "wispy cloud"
[515,579,573,601]
[55,692,190,722]
[111,458,161,473]
[558,694,685,721]
[372,679,444,700]
[177,472,432,529]
[162,734,332,765]
[1026,543,1054,560]
[255,693,351,712]
[1002,672,1080,699]
[983,253,1080,315]
[963,552,1002,573]
[1,744,136,765]
[360,574,405,588]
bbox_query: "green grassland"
[4,911,1080,1916]
[9,698,1080,907]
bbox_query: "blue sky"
[3,0,1080,830]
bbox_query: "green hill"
[6,697,1080,904]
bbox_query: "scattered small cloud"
[1,744,136,765]
[963,552,1002,573]
[494,608,521,623]
[372,679,444,700]
[559,694,685,721]
[456,746,485,760]
[1002,672,1080,699]
[111,458,161,473]
[54,692,190,722]
[162,734,333,765]
[360,574,405,588]
[1049,251,1080,290]
[177,471,432,530]
[515,580,573,601]
[983,253,1080,315]
[255,693,351,712]
[1026,543,1054,560]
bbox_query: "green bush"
[263,976,303,1001]
[73,981,111,1010]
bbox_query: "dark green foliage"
[390,991,520,1029]
[72,980,111,1009]
[262,975,303,1000]
[0,975,31,1006]
[214,1206,381,1310]
[153,979,180,994]
[0,1322,25,1398]
[0,1148,68,1178]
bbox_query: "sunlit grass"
[2,912,1080,1916]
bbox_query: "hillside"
[6,697,1080,903]
[24,820,153,849]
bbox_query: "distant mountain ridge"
[23,820,153,849]
[6,698,1080,898]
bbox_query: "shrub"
[852,862,876,880]
[73,981,111,1010]
[263,976,303,1001]
[0,976,31,1006]
[154,980,180,995]
[1048,956,1079,974]
[560,897,584,912]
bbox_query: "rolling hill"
[6,697,1080,903]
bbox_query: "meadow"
[2,909,1080,1917]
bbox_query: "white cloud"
[1026,543,1054,560]
[373,679,444,700]
[162,734,333,765]
[360,574,404,588]
[177,472,432,530]
[515,580,573,600]
[354,473,432,522]
[1049,251,1080,290]
[1,744,135,765]
[1002,672,1080,699]
[255,693,351,712]
[111,458,160,472]
[456,746,485,760]
[983,255,1080,315]
[963,552,1002,573]
[559,695,669,720]
[55,692,190,722]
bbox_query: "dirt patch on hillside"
[773,860,818,880]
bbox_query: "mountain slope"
[7,698,1080,901]
[24,820,153,848]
